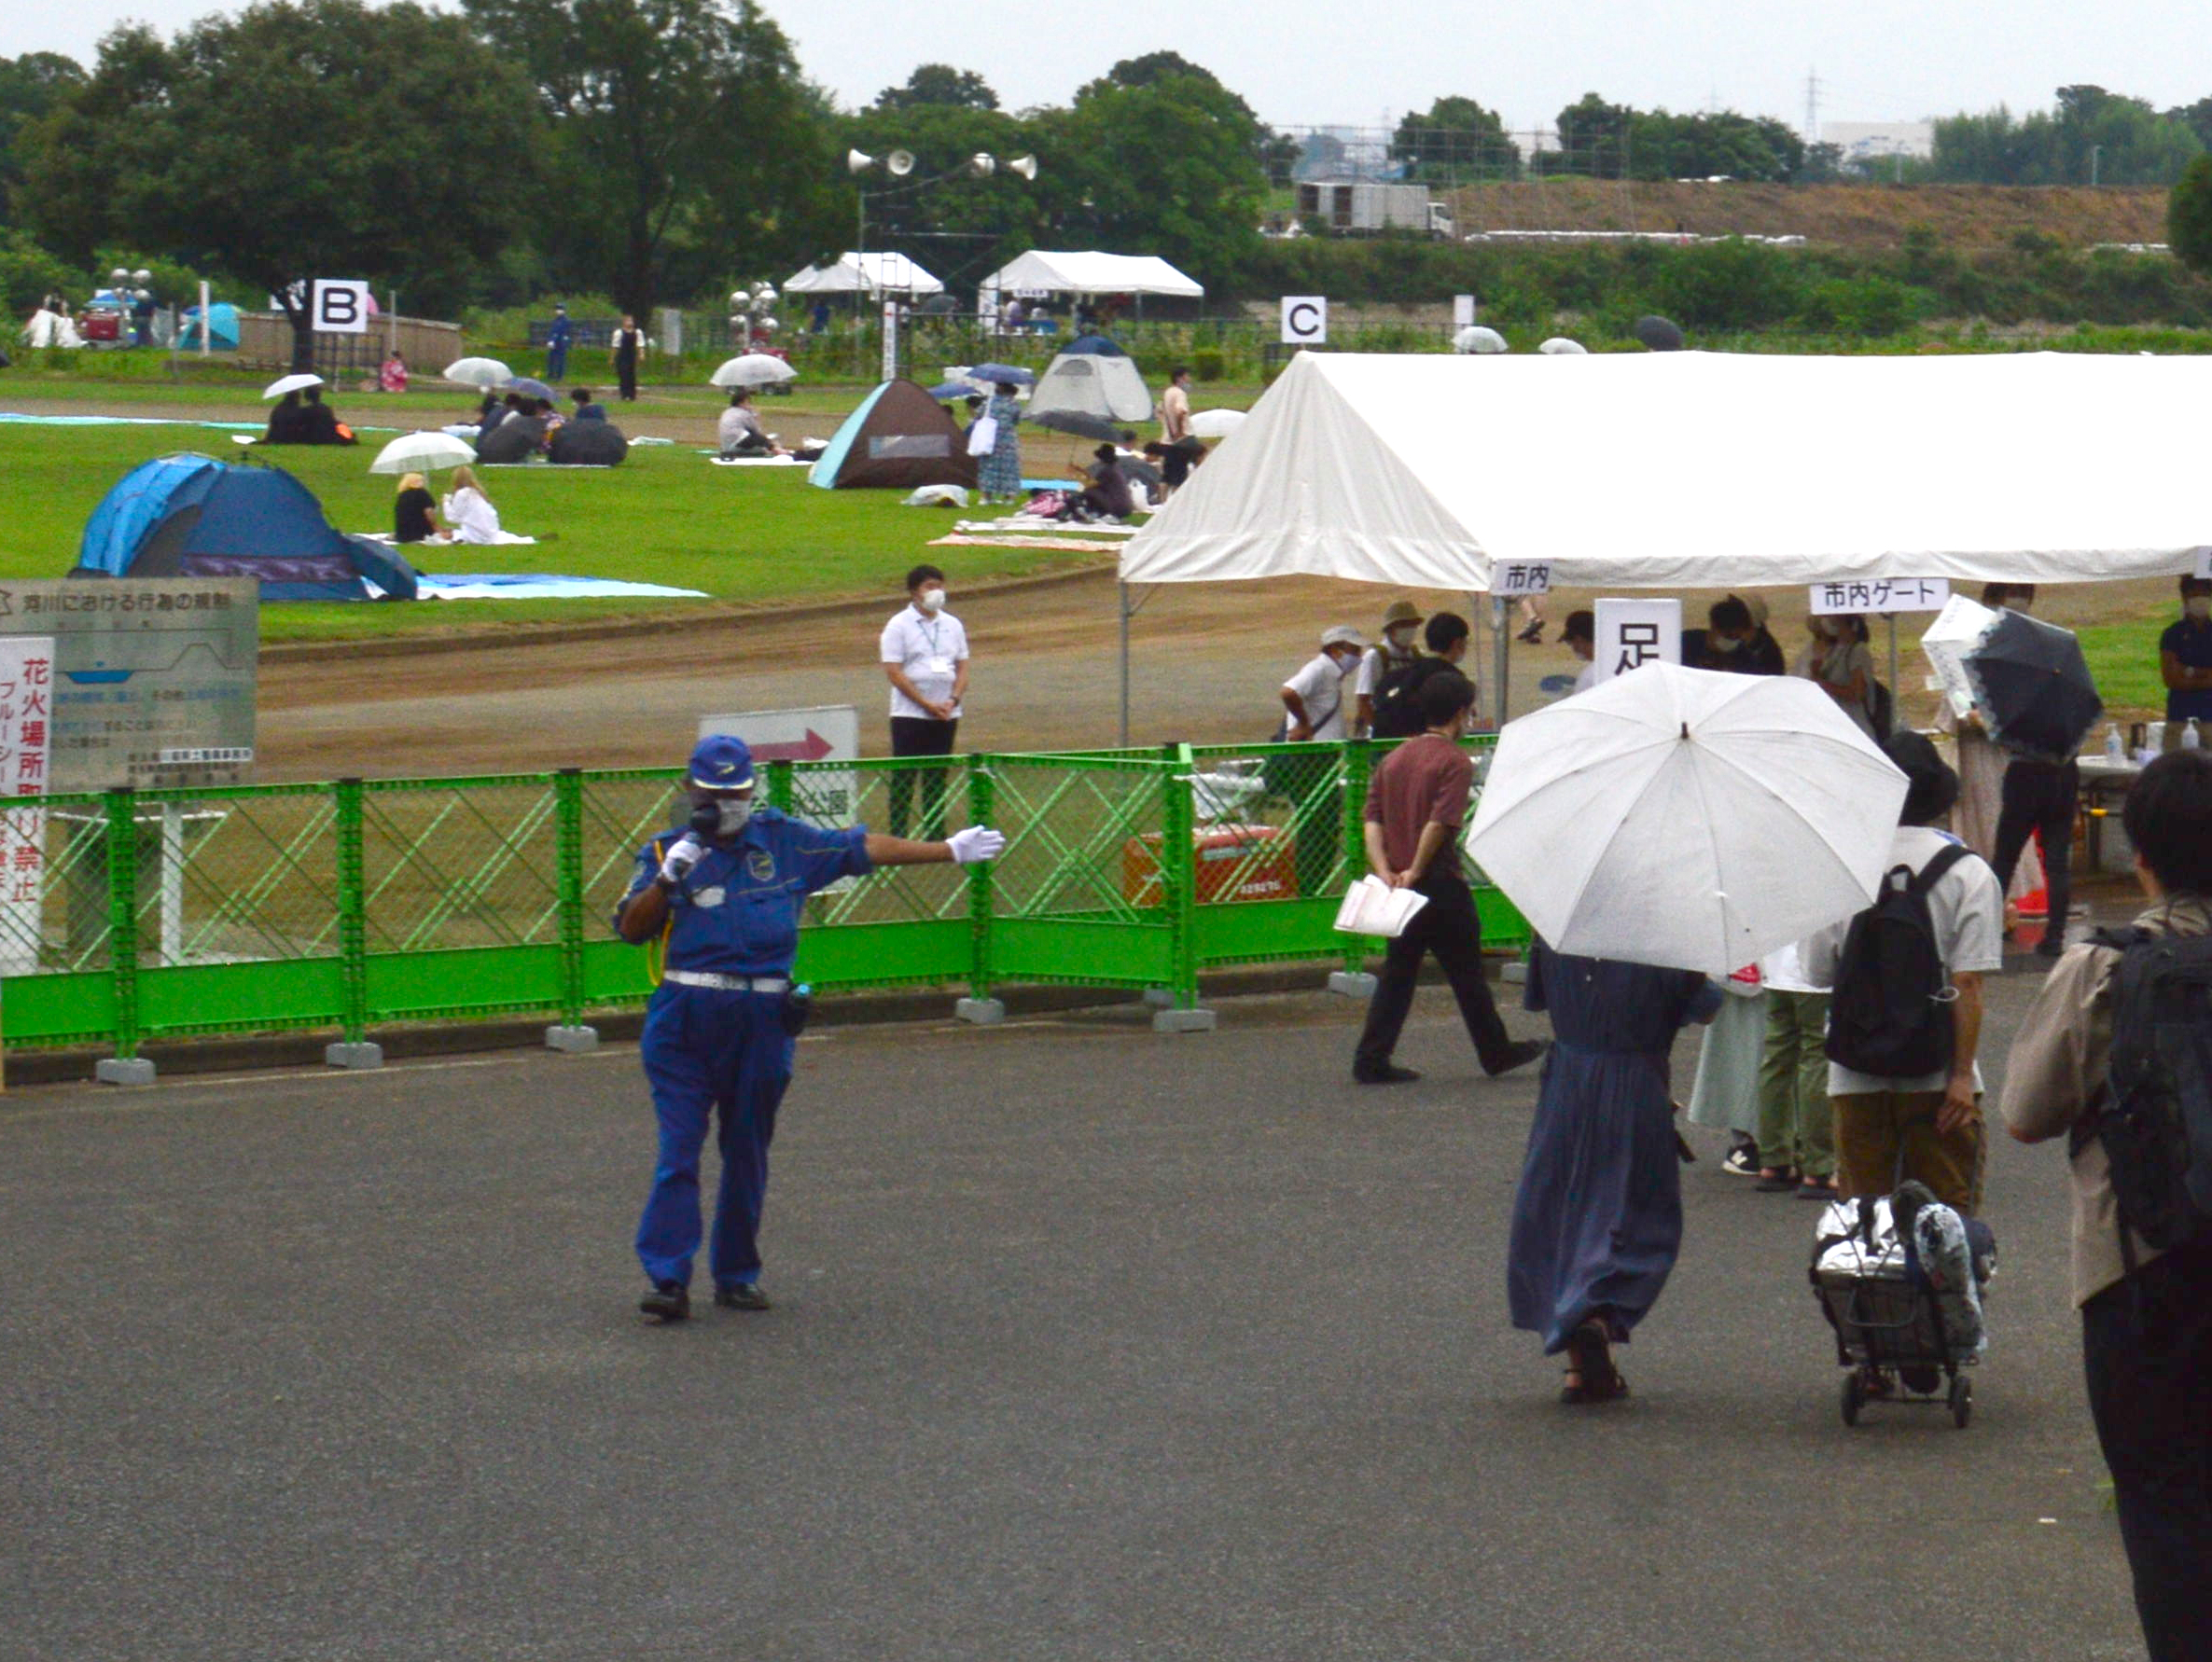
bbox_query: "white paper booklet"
[1332,875,1430,938]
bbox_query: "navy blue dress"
[1508,943,1722,1354]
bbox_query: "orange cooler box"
[1123,824,1296,906]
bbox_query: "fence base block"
[1140,987,1176,1009]
[1151,1006,1217,1034]
[1327,971,1377,999]
[325,1041,385,1071]
[94,1057,157,1087]
[544,1024,601,1054]
[953,998,1006,1026]
[1500,960,1529,985]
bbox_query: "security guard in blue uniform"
[618,734,1004,1322]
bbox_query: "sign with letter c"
[1280,296,1328,346]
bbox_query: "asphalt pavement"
[2,963,2149,1661]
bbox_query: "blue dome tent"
[75,454,417,601]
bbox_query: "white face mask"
[1385,627,1418,654]
[714,798,752,838]
[1710,632,1742,653]
[918,588,946,613]
[2189,597,2212,622]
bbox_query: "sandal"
[1795,1177,1839,1200]
[1754,1167,1799,1192]
[1561,1320,1628,1405]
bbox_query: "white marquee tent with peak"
[783,252,945,296]
[1120,349,2212,592]
[979,250,1204,304]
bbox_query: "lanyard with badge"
[917,613,955,682]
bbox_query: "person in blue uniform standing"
[617,733,1005,1322]
[544,303,573,382]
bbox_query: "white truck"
[1294,181,1454,239]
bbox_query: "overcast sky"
[7,0,2205,135]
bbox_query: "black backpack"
[1370,658,1447,740]
[1824,842,1972,1077]
[2070,927,2212,1261]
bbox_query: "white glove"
[946,826,1006,865]
[657,835,705,885]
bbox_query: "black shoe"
[1354,1063,1423,1086]
[1721,1138,1759,1177]
[2035,936,2067,958]
[1486,1039,1545,1078]
[638,1281,690,1323]
[714,1282,772,1311]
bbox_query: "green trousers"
[1757,990,1833,1179]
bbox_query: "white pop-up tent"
[784,253,945,296]
[1113,349,2212,739]
[979,250,1204,305]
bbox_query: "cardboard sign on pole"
[1593,598,1681,683]
[311,280,371,334]
[1279,297,1327,346]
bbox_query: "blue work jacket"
[621,809,871,977]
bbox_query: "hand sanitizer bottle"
[2106,724,2125,762]
[2187,718,2204,752]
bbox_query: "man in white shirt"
[1802,731,2003,1212]
[1277,625,1367,896]
[1157,367,1194,497]
[1352,600,1424,737]
[880,563,969,838]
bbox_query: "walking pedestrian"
[1350,671,1544,1086]
[2000,750,2212,1662]
[1754,936,1835,1198]
[612,312,643,402]
[978,381,1023,503]
[1981,587,2078,957]
[617,734,1004,1321]
[880,564,967,838]
[545,302,573,381]
[1509,941,1722,1403]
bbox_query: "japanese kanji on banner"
[0,635,56,976]
[1807,578,1950,616]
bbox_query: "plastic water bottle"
[2106,724,2125,763]
[2187,719,2204,752]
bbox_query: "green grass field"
[0,420,1117,643]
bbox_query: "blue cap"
[687,734,755,790]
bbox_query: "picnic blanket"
[928,533,1127,554]
[953,518,1137,536]
[706,454,811,466]
[357,531,538,547]
[363,573,708,601]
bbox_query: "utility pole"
[2091,144,2103,187]
[1803,67,1822,144]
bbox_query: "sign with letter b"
[1280,296,1328,346]
[312,280,371,334]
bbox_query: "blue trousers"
[546,345,568,381]
[635,984,793,1289]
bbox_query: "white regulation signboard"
[1808,577,1950,616]
[1593,598,1681,683]
[311,280,372,334]
[1491,560,1552,599]
[1280,296,1328,345]
[0,635,57,976]
[697,704,862,825]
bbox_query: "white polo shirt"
[881,603,968,721]
[1283,651,1351,741]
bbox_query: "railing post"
[765,757,795,815]
[953,756,1003,1025]
[546,768,598,1052]
[1153,743,1213,1032]
[92,787,155,1085]
[1329,741,1380,999]
[324,777,383,1070]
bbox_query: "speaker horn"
[886,149,916,176]
[1007,154,1038,180]
[968,152,996,177]
[846,148,874,173]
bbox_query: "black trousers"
[1354,872,1515,1074]
[2081,1238,2212,1662]
[616,356,638,400]
[888,715,957,838]
[1992,759,2077,945]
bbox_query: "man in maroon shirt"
[1353,672,1545,1086]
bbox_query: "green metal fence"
[0,741,1527,1058]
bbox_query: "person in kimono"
[1509,942,1722,1404]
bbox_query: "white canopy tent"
[783,252,945,296]
[1114,349,2212,739]
[979,250,1204,306]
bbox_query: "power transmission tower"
[1803,67,1824,143]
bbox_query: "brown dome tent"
[807,379,980,492]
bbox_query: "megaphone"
[886,149,915,176]
[968,153,996,177]
[1007,155,1038,180]
[846,148,874,173]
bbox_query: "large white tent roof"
[981,250,1203,298]
[1120,350,2212,591]
[783,252,944,296]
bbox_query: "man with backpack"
[1803,730,2003,1212]
[1999,750,2212,1662]
[1368,612,1474,741]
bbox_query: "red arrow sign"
[745,729,836,763]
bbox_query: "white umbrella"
[1187,409,1245,438]
[1538,337,1589,355]
[1454,325,1508,354]
[442,356,512,388]
[709,353,798,389]
[369,430,478,476]
[262,372,323,399]
[1464,662,1908,976]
